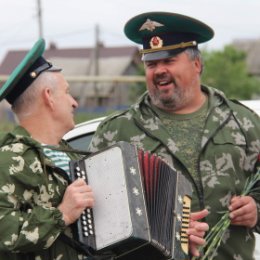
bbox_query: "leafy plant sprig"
[192,166,260,260]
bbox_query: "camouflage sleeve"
[0,149,66,253]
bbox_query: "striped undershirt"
[42,146,71,176]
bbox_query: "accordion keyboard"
[180,195,191,254]
[74,165,95,239]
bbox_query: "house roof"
[232,38,260,76]
[0,43,140,75]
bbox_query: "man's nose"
[72,97,79,109]
[154,63,168,75]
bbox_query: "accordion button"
[89,230,94,235]
[88,224,93,229]
[82,220,87,225]
[84,232,89,236]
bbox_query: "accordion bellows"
[70,141,192,260]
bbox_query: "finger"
[229,206,247,219]
[230,197,256,218]
[231,213,257,227]
[75,192,95,208]
[189,221,209,232]
[188,234,206,257]
[187,229,205,239]
[70,180,93,193]
[189,243,200,257]
[190,209,209,221]
[189,234,206,246]
[84,196,95,208]
[229,199,241,211]
[79,185,93,193]
[229,196,251,211]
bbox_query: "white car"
[64,100,260,258]
[63,116,106,150]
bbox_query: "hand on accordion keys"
[187,209,209,257]
[58,178,94,226]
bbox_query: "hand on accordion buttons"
[58,178,94,226]
[187,209,209,257]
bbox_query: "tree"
[201,45,259,99]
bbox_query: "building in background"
[0,42,143,109]
[233,38,260,79]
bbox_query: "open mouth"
[157,80,171,86]
[154,74,173,87]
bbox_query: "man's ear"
[194,58,203,74]
[42,87,54,109]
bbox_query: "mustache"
[153,73,175,85]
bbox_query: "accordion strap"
[59,233,116,260]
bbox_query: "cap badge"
[30,71,37,78]
[139,19,164,32]
[150,36,163,49]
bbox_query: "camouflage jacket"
[89,86,260,260]
[0,126,86,260]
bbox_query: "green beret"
[124,12,214,61]
[0,38,61,105]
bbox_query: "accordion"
[70,141,192,260]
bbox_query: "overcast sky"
[0,0,260,62]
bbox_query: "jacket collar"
[129,85,235,152]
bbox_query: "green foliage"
[201,45,260,99]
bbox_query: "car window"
[67,133,94,151]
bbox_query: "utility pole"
[37,0,43,38]
[79,24,101,107]
[93,24,101,106]
[94,24,100,77]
